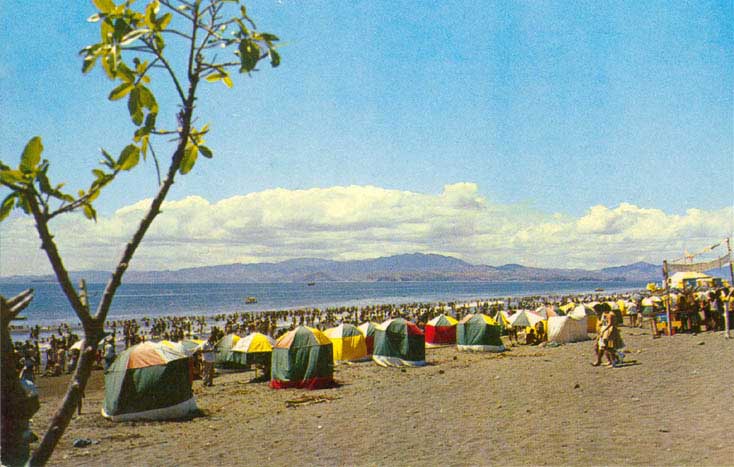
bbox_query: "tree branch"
[24,192,88,323]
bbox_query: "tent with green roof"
[456,313,505,352]
[270,326,335,389]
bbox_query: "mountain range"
[0,253,676,284]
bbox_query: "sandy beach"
[29,327,733,466]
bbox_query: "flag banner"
[667,253,731,273]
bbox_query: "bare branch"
[149,141,163,186]
[24,191,89,324]
[142,38,187,104]
[1,289,34,327]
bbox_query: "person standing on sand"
[592,311,621,367]
[200,335,217,387]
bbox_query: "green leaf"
[238,40,260,73]
[20,136,43,173]
[82,55,98,74]
[0,193,17,222]
[260,33,280,42]
[93,0,115,14]
[270,49,280,68]
[137,85,157,113]
[156,13,172,30]
[83,203,97,221]
[199,145,213,159]
[109,82,134,100]
[222,75,233,88]
[128,87,144,125]
[0,169,25,184]
[179,145,198,174]
[120,28,149,46]
[100,148,116,168]
[117,144,140,171]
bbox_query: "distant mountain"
[0,253,671,284]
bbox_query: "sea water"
[1,280,647,328]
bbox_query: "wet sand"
[30,329,734,466]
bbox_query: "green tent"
[457,313,505,352]
[270,326,335,389]
[372,318,426,367]
[102,342,196,421]
[216,333,246,369]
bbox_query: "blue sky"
[1,1,732,275]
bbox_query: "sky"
[1,0,732,276]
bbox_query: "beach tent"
[641,296,662,316]
[215,333,242,369]
[180,338,205,356]
[324,324,368,362]
[456,313,505,352]
[534,305,562,319]
[493,310,512,333]
[547,305,589,344]
[508,310,545,329]
[358,322,378,355]
[372,318,426,367]
[102,342,196,421]
[669,271,713,289]
[230,332,275,366]
[424,314,458,347]
[270,326,335,390]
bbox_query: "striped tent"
[456,313,505,352]
[216,333,242,369]
[230,332,275,366]
[102,342,197,421]
[424,314,458,347]
[358,322,378,355]
[324,324,369,363]
[372,318,426,367]
[270,326,335,390]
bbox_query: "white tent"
[547,305,589,344]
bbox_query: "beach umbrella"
[424,314,458,347]
[372,318,426,367]
[324,324,368,362]
[102,341,197,421]
[231,332,275,366]
[270,326,335,390]
[358,322,378,355]
[456,314,505,352]
[508,310,544,329]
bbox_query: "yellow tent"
[324,323,368,363]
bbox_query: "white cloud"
[1,183,732,275]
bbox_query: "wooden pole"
[663,261,672,336]
[725,238,733,338]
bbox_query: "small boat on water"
[595,288,604,292]
[307,282,316,286]
[245,296,257,304]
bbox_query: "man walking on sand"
[200,335,217,387]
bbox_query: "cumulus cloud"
[1,183,732,275]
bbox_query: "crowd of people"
[8,286,732,388]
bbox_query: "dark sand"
[30,329,734,466]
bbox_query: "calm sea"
[0,280,647,328]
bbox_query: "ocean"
[1,280,647,328]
